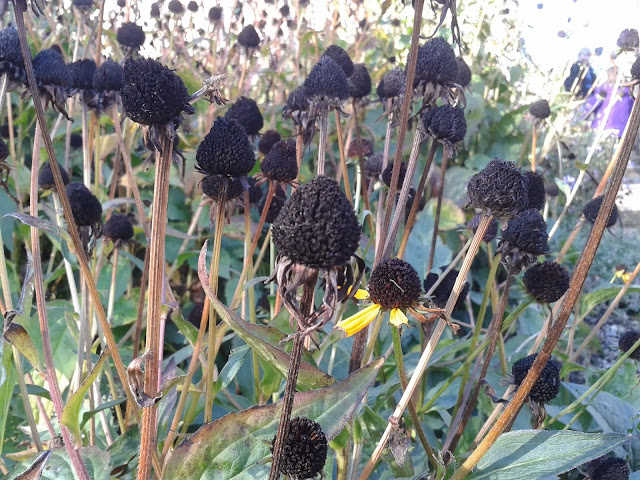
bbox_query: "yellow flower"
[336,290,411,337]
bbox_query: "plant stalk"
[427,148,448,273]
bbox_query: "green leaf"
[468,430,630,480]
[579,287,640,320]
[80,398,126,429]
[26,384,50,400]
[163,357,384,480]
[108,426,140,477]
[0,344,16,456]
[3,213,71,243]
[4,323,43,372]
[6,447,111,480]
[61,348,111,446]
[426,198,465,231]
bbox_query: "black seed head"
[364,153,383,178]
[455,57,471,88]
[261,140,297,182]
[187,301,204,328]
[271,417,328,480]
[467,159,528,218]
[404,188,426,222]
[500,208,549,256]
[117,22,146,49]
[303,57,350,103]
[68,59,96,91]
[377,68,406,100]
[382,162,407,189]
[524,171,546,210]
[285,86,309,113]
[421,104,467,144]
[73,0,94,8]
[280,4,289,16]
[512,353,561,404]
[466,214,498,242]
[246,177,263,204]
[0,138,7,162]
[38,162,70,190]
[523,261,570,303]
[121,57,190,126]
[588,456,630,480]
[0,124,15,139]
[151,3,161,17]
[263,185,286,223]
[322,44,354,77]
[70,133,83,149]
[116,0,125,6]
[414,37,458,86]
[238,25,260,48]
[617,28,639,51]
[92,59,123,92]
[349,63,372,99]
[0,26,24,68]
[631,57,640,80]
[272,176,361,268]
[187,1,198,11]
[424,267,469,310]
[66,182,102,226]
[258,130,281,155]
[545,180,559,197]
[201,174,244,202]
[168,0,184,13]
[619,330,640,361]
[33,49,69,87]
[225,96,264,135]
[196,116,256,176]
[368,258,422,310]
[529,99,551,120]
[104,214,134,241]
[208,6,222,22]
[583,195,619,227]
[347,138,373,159]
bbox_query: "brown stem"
[317,110,329,176]
[335,110,353,203]
[427,148,448,273]
[531,127,537,172]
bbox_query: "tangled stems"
[450,89,640,480]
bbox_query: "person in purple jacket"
[585,67,633,138]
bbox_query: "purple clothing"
[586,83,633,137]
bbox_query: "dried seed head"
[73,0,94,9]
[238,25,260,48]
[349,63,371,99]
[201,174,244,202]
[121,57,190,126]
[529,99,551,120]
[617,28,639,51]
[104,214,134,242]
[368,258,422,310]
[524,171,546,211]
[404,188,426,222]
[280,4,289,16]
[631,57,640,80]
[382,162,407,189]
[272,176,361,267]
[364,153,383,178]
[545,180,559,197]
[66,182,102,227]
[455,57,471,88]
[0,26,25,70]
[303,56,350,103]
[466,214,498,242]
[270,417,328,480]
[424,267,469,310]
[377,68,406,100]
[38,162,70,190]
[414,37,458,86]
[285,86,309,112]
[196,116,256,176]
[421,104,467,144]
[168,0,184,13]
[33,49,69,87]
[68,59,96,91]
[92,59,123,92]
[246,177,263,204]
[347,138,374,158]
[263,185,287,223]
[0,138,7,162]
[512,353,561,404]
[187,302,204,328]
[225,96,264,135]
[523,261,570,303]
[322,44,354,77]
[618,330,640,361]
[187,1,198,12]
[261,140,298,182]
[588,456,630,480]
[467,158,528,218]
[117,22,146,50]
[208,6,222,22]
[151,3,161,17]
[498,208,549,271]
[258,129,281,155]
[70,133,83,149]
[583,195,619,227]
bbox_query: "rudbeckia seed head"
[368,258,422,310]
[467,158,528,218]
[424,267,469,310]
[322,44,354,77]
[68,59,96,91]
[303,57,350,103]
[414,37,458,86]
[92,59,123,92]
[116,22,146,50]
[523,261,570,304]
[168,0,184,13]
[208,6,222,22]
[455,57,471,88]
[364,153,383,178]
[0,138,7,162]
[270,417,328,480]
[421,104,467,144]
[466,214,498,242]
[66,182,102,227]
[272,176,361,268]
[151,3,161,17]
[618,330,640,361]
[238,25,260,48]
[73,0,94,9]
[545,180,559,197]
[349,63,371,99]
[121,57,190,126]
[263,185,287,224]
[347,138,374,159]
[524,171,546,211]
[225,96,264,135]
[187,1,198,12]
[258,129,281,155]
[196,116,256,176]
[382,162,407,189]
[38,162,70,190]
[201,174,244,202]
[261,140,297,182]
[285,86,309,113]
[377,67,406,100]
[246,177,263,205]
[583,195,619,227]
[0,26,25,72]
[631,57,640,80]
[33,48,69,87]
[187,302,204,328]
[529,99,551,120]
[617,28,639,51]
[498,208,549,273]
[104,214,134,242]
[70,133,83,149]
[512,353,561,404]
[588,456,630,480]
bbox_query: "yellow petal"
[354,289,370,300]
[389,308,409,327]
[336,304,381,337]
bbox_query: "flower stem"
[317,110,329,176]
[530,126,537,172]
[335,110,353,203]
[427,148,449,273]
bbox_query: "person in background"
[584,67,633,138]
[564,48,596,98]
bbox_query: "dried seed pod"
[349,63,371,99]
[498,208,549,273]
[617,28,639,51]
[544,180,559,197]
[0,26,26,86]
[285,86,309,113]
[421,104,467,145]
[151,2,161,17]
[466,214,498,243]
[377,68,406,100]
[258,130,281,155]
[529,99,551,120]
[303,56,350,103]
[382,162,407,189]
[322,44,354,77]
[38,162,70,190]
[208,6,222,22]
[369,258,422,310]
[70,133,83,149]
[32,48,69,88]
[68,58,96,92]
[117,22,146,50]
[270,417,328,480]
[524,171,546,211]
[587,456,630,480]
[455,57,471,88]
[66,182,102,227]
[196,116,256,176]
[347,138,373,158]
[467,158,528,218]
[261,140,297,183]
[187,1,198,12]
[512,353,561,404]
[104,214,134,242]
[92,58,123,93]
[201,174,244,202]
[168,0,184,13]
[618,330,640,361]
[238,25,260,48]
[272,175,360,268]
[414,37,458,86]
[225,96,264,135]
[522,261,570,303]
[424,266,469,310]
[583,195,619,227]
[364,153,383,178]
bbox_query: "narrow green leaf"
[3,213,71,243]
[4,323,43,372]
[80,398,126,429]
[0,346,16,456]
[163,356,384,480]
[468,430,630,480]
[579,287,640,319]
[6,447,110,480]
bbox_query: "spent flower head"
[498,208,549,274]
[522,261,570,304]
[512,353,561,404]
[467,158,528,219]
[270,418,328,480]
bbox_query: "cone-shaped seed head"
[70,133,83,149]
[258,129,281,155]
[349,63,371,99]
[201,174,244,202]
[619,330,640,361]
[66,182,102,226]
[286,86,309,112]
[270,417,328,480]
[0,26,24,68]
[512,353,561,403]
[261,140,297,182]
[377,68,406,100]
[121,57,190,125]
[424,267,469,309]
[168,0,184,13]
[38,162,70,190]
[382,162,407,189]
[501,208,549,256]
[524,171,546,210]
[414,37,458,85]
[33,49,69,87]
[583,195,619,227]
[196,116,256,176]
[455,57,471,88]
[617,28,639,50]
[303,57,350,102]
[368,258,422,310]
[523,261,569,303]
[545,181,559,197]
[151,3,161,17]
[272,176,361,267]
[529,99,551,119]
[347,138,373,158]
[238,25,260,48]
[92,59,123,92]
[68,59,96,91]
[364,153,383,178]
[467,158,528,217]
[104,214,134,241]
[467,214,498,243]
[421,104,467,144]
[589,457,630,480]
[209,6,222,21]
[188,1,198,11]
[225,96,264,135]
[322,44,354,77]
[117,22,146,49]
